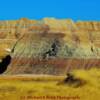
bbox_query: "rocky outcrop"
[0,18,100,75]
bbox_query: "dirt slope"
[0,18,100,75]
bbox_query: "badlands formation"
[0,18,100,75]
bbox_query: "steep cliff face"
[0,18,100,75]
[0,18,100,57]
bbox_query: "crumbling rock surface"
[0,18,100,75]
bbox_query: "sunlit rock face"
[0,18,100,75]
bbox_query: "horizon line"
[0,17,100,22]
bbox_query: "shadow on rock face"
[0,55,11,74]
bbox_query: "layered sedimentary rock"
[0,18,100,75]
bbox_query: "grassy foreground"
[0,68,100,100]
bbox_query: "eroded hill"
[0,18,100,74]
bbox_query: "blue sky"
[0,0,100,21]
